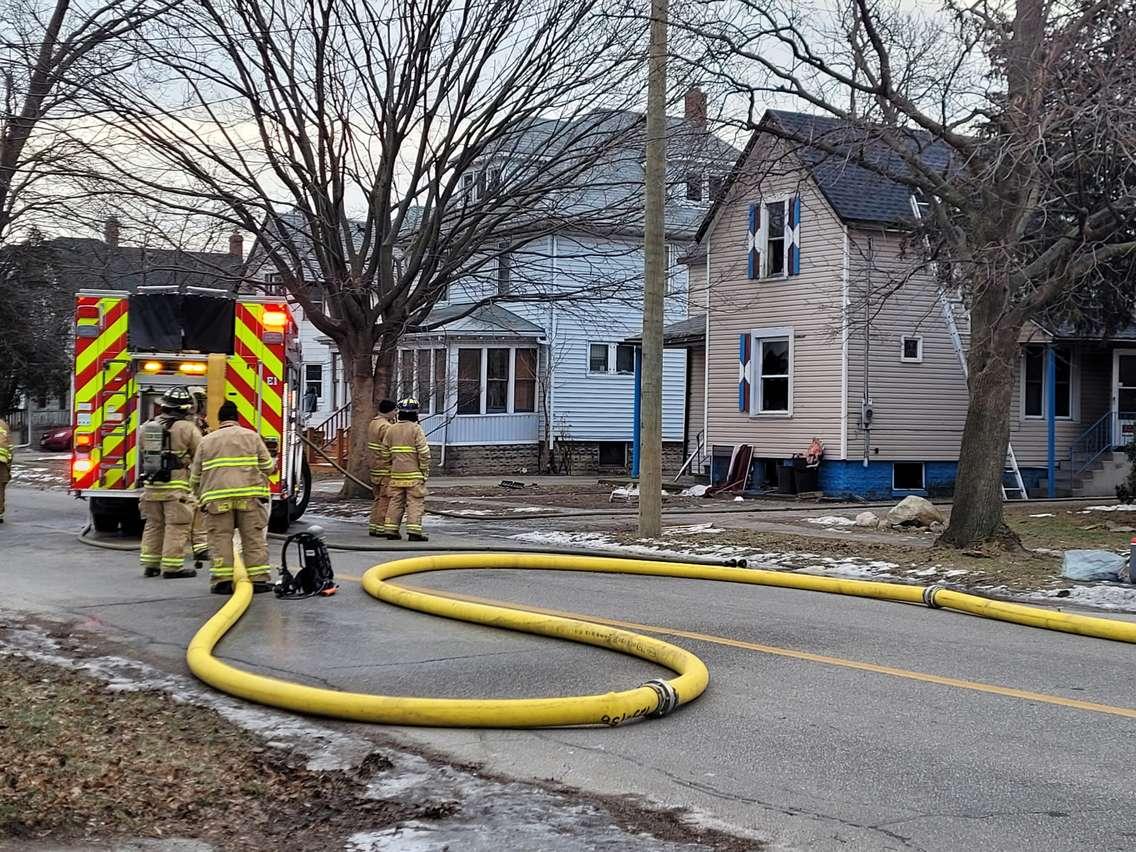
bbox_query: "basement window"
[893,462,926,491]
[597,442,626,468]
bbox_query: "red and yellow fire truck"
[70,287,311,533]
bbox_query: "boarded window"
[457,349,481,414]
[514,348,537,413]
[486,348,510,413]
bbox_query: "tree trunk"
[340,347,377,499]
[938,313,1024,549]
[372,345,397,409]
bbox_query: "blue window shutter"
[738,334,751,411]
[787,195,802,275]
[747,203,761,280]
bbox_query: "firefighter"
[139,387,203,579]
[383,397,431,542]
[190,399,276,594]
[367,399,397,537]
[188,389,210,568]
[0,416,11,523]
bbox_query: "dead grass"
[0,653,455,850]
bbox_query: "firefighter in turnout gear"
[190,400,276,594]
[139,387,203,578]
[382,398,431,541]
[187,389,211,567]
[0,417,11,523]
[367,399,397,537]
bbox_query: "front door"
[1113,349,1136,447]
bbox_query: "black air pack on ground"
[128,293,235,354]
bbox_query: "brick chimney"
[229,230,244,258]
[104,216,121,247]
[684,87,707,131]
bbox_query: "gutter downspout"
[1047,345,1056,498]
[703,233,711,465]
[862,235,873,468]
[548,235,558,469]
[840,225,849,461]
[632,346,642,478]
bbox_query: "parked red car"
[40,426,73,451]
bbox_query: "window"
[685,172,702,202]
[708,174,726,202]
[765,201,785,276]
[514,348,537,413]
[893,462,925,491]
[263,272,285,296]
[304,364,323,399]
[1023,346,1073,419]
[900,336,923,363]
[487,167,501,193]
[399,350,414,400]
[598,442,626,467]
[462,173,476,200]
[589,343,609,373]
[497,251,512,296]
[454,346,539,415]
[753,334,790,414]
[416,350,433,415]
[486,348,510,413]
[615,344,635,374]
[433,349,447,415]
[457,349,481,414]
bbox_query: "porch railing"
[309,402,352,465]
[1068,410,1115,479]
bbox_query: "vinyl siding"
[844,230,970,461]
[705,163,846,455]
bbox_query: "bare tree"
[87,0,687,493]
[686,0,1136,547]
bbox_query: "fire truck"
[70,287,311,534]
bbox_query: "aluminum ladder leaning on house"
[910,197,1027,501]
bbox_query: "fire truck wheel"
[91,511,119,534]
[289,459,312,522]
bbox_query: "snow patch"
[1085,504,1136,512]
[1027,584,1136,611]
[1028,513,1056,518]
[806,516,856,527]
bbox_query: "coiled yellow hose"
[187,551,1136,728]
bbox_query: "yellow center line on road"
[335,573,1136,720]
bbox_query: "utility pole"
[639,0,667,538]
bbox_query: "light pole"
[639,0,667,538]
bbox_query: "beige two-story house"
[680,110,1132,498]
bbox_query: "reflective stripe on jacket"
[143,417,202,502]
[383,420,430,486]
[189,421,275,506]
[367,416,393,477]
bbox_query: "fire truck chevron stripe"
[72,296,130,490]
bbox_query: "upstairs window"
[496,250,512,296]
[900,336,923,363]
[589,343,609,373]
[747,196,801,280]
[708,174,726,202]
[685,173,702,202]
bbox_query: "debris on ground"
[807,516,857,527]
[1061,549,1126,582]
[883,495,946,529]
[499,480,530,489]
[610,485,639,502]
[854,511,879,527]
[680,484,709,497]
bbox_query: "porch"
[1017,335,1136,497]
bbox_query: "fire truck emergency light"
[262,310,288,329]
[74,433,93,449]
[142,360,163,373]
[179,362,207,375]
[72,458,94,476]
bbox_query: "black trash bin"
[792,456,819,493]
[777,459,796,494]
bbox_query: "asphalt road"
[5,486,1136,851]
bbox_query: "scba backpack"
[275,530,339,599]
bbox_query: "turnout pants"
[368,478,390,535]
[385,482,427,535]
[204,499,270,586]
[0,462,8,518]
[190,506,210,560]
[139,496,195,574]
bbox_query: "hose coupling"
[923,584,946,608]
[642,678,679,718]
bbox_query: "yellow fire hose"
[187,552,1136,728]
